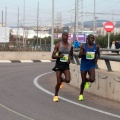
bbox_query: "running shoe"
[78,94,84,101]
[53,96,58,102]
[60,82,63,89]
[84,82,90,89]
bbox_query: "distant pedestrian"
[115,40,120,54]
[111,41,116,49]
[73,40,81,48]
[111,41,116,53]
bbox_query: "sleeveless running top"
[80,43,97,71]
[56,41,72,65]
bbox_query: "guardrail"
[72,48,120,71]
[73,48,120,52]
[0,44,51,51]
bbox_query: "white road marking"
[33,71,120,119]
[0,71,34,120]
[0,60,11,63]
[20,60,33,63]
[40,60,51,62]
[0,103,34,120]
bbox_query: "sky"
[0,0,120,27]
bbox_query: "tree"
[95,33,120,48]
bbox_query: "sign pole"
[108,32,110,49]
[104,21,114,49]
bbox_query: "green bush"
[95,33,120,48]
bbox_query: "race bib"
[60,54,68,62]
[86,52,95,59]
[56,52,59,56]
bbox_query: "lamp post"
[51,0,54,52]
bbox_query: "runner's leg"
[63,70,70,83]
[80,71,87,95]
[87,68,95,83]
[55,71,62,96]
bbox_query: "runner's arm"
[78,44,85,58]
[52,43,64,59]
[94,45,100,62]
[68,45,73,63]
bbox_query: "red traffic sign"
[104,22,114,32]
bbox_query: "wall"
[70,64,120,102]
[0,52,52,60]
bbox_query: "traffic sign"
[104,21,114,32]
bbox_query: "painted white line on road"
[0,70,34,120]
[40,60,51,62]
[0,60,11,63]
[0,103,34,120]
[20,60,33,63]
[33,72,120,119]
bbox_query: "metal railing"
[0,43,51,51]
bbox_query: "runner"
[78,34,100,101]
[52,32,73,102]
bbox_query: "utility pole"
[2,10,3,27]
[36,2,39,50]
[51,0,54,52]
[5,7,7,45]
[59,12,62,29]
[55,12,59,33]
[80,0,83,33]
[56,12,62,32]
[5,7,7,27]
[17,7,19,48]
[93,0,96,35]
[76,0,80,41]
[74,0,77,34]
[23,0,25,47]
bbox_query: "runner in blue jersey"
[78,34,100,101]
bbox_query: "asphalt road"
[0,62,120,120]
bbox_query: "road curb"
[0,60,56,63]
